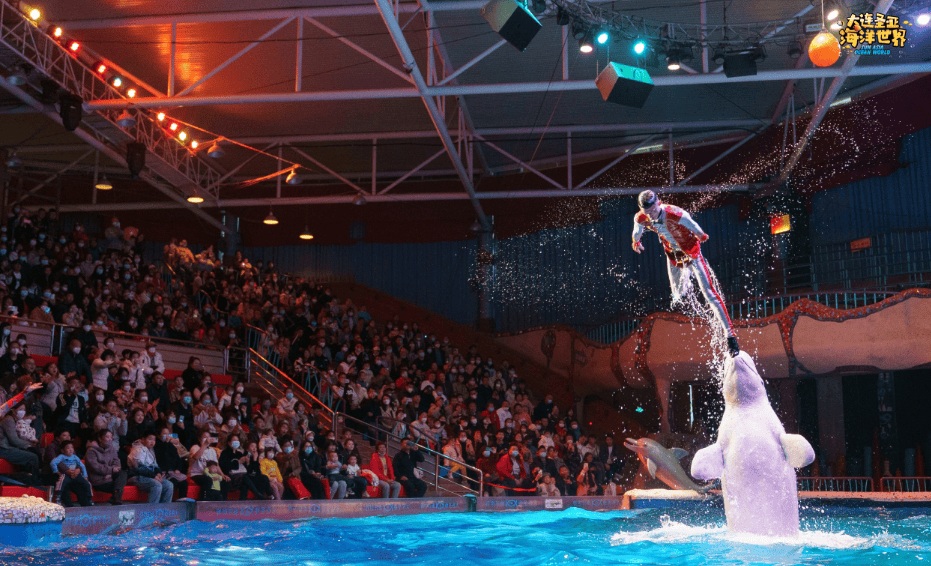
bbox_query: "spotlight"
[95,62,107,74]
[555,7,570,25]
[829,21,841,30]
[68,40,80,53]
[108,76,123,89]
[59,92,83,132]
[633,40,646,55]
[918,14,930,25]
[666,49,681,71]
[156,112,165,122]
[48,25,63,39]
[169,122,178,131]
[352,194,367,205]
[28,7,40,21]
[126,142,146,178]
[579,32,594,53]
[126,88,137,98]
[263,210,278,225]
[8,65,29,86]
[299,226,314,240]
[190,141,198,149]
[596,29,609,45]
[571,20,586,40]
[530,0,546,15]
[5,151,22,168]
[826,6,840,20]
[187,187,204,203]
[751,44,765,63]
[207,143,224,159]
[787,41,803,59]
[116,110,136,128]
[178,131,187,141]
[712,44,726,65]
[285,170,302,185]
[95,174,113,190]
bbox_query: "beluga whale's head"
[723,351,767,407]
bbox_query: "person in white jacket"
[127,432,174,503]
[140,342,165,377]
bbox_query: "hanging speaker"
[480,0,542,52]
[595,62,654,109]
[126,142,146,179]
[58,93,83,132]
[723,51,757,78]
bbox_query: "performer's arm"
[677,210,709,242]
[631,220,645,253]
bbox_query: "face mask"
[229,333,236,338]
[96,394,105,402]
[511,450,519,458]
[383,399,390,405]
[162,434,169,442]
[123,386,131,392]
[168,417,177,424]
[228,419,237,427]
[304,447,313,454]
[15,409,26,419]
[284,446,293,454]
[571,425,578,429]
[230,440,241,449]
[459,436,467,442]
[148,347,156,353]
[484,450,492,457]
[72,347,81,354]
[286,393,294,400]
[219,321,226,327]
[236,386,244,393]
[183,396,192,404]
[140,396,148,403]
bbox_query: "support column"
[656,377,672,434]
[777,378,798,433]
[816,375,845,475]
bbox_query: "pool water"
[4,506,931,565]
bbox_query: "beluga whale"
[690,351,815,537]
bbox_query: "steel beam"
[304,17,413,85]
[573,132,664,190]
[12,149,94,206]
[54,184,755,212]
[770,52,810,124]
[437,39,508,86]
[85,63,931,110]
[374,0,490,231]
[676,128,762,186]
[767,0,896,194]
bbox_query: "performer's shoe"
[727,336,740,357]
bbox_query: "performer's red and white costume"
[632,203,735,340]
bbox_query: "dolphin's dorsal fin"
[780,433,815,468]
[647,458,658,478]
[670,448,688,460]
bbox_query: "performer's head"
[638,190,661,220]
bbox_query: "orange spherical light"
[809,31,841,67]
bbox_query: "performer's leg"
[666,258,687,306]
[689,254,738,350]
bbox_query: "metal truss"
[0,0,227,227]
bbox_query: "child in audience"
[50,441,93,507]
[345,454,369,498]
[325,449,348,499]
[260,448,284,500]
[203,462,225,501]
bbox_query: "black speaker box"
[723,52,757,78]
[595,62,654,108]
[480,0,542,52]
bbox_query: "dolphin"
[624,437,706,492]
[690,351,815,537]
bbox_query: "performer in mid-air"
[631,190,739,357]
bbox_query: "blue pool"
[4,506,931,565]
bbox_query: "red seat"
[122,486,148,502]
[40,432,54,448]
[0,459,15,474]
[213,374,232,386]
[32,355,58,369]
[163,369,183,381]
[1,486,51,500]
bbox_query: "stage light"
[156,112,165,121]
[126,142,146,178]
[5,152,22,168]
[787,41,803,59]
[633,40,646,54]
[49,25,63,39]
[95,174,112,190]
[68,41,80,53]
[28,8,40,21]
[579,32,594,53]
[8,65,28,86]
[666,49,681,71]
[596,29,609,45]
[95,62,107,74]
[207,143,224,158]
[530,0,546,15]
[169,122,178,131]
[712,44,726,64]
[829,21,841,30]
[286,170,302,185]
[190,140,199,149]
[918,14,930,25]
[352,194,367,205]
[555,7,569,25]
[263,210,279,225]
[178,131,187,141]
[108,76,123,89]
[59,92,83,131]
[187,187,204,203]
[299,226,314,240]
[826,5,840,20]
[116,110,136,128]
[126,88,136,98]
[571,20,586,40]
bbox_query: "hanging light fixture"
[286,169,301,185]
[8,65,29,86]
[95,174,113,190]
[187,186,204,203]
[116,110,136,128]
[207,142,224,159]
[469,219,484,233]
[263,209,279,225]
[5,151,22,168]
[299,225,314,240]
[352,194,367,206]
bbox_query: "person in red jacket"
[368,442,402,498]
[495,444,531,496]
[632,190,739,357]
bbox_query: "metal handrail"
[796,476,874,492]
[247,348,335,429]
[881,477,931,492]
[333,410,483,497]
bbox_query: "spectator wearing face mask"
[86,429,126,505]
[66,320,99,354]
[53,377,88,438]
[91,349,118,393]
[58,339,92,383]
[141,342,165,375]
[220,433,269,500]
